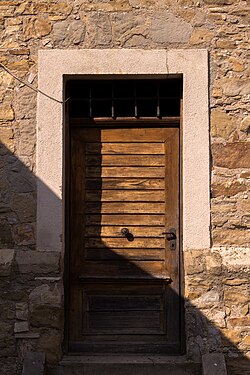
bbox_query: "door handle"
[162,228,176,250]
[121,228,134,242]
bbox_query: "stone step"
[57,356,201,375]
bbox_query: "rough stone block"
[202,353,227,375]
[212,142,250,169]
[150,12,192,43]
[0,249,14,276]
[29,284,62,307]
[14,321,29,333]
[16,250,60,274]
[22,351,45,375]
[210,109,235,139]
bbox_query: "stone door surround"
[37,49,210,253]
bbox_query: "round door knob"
[121,228,129,236]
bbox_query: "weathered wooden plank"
[85,190,165,202]
[86,155,165,166]
[81,260,167,279]
[86,166,165,178]
[88,295,163,311]
[85,226,165,237]
[85,202,165,214]
[86,143,164,155]
[75,127,174,142]
[85,178,164,190]
[85,214,165,226]
[85,238,165,249]
[85,248,165,261]
[88,311,161,329]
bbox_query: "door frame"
[36,48,210,357]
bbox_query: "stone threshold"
[60,354,199,365]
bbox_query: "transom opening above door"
[66,78,182,120]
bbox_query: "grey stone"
[150,12,192,44]
[14,321,29,333]
[85,12,112,46]
[16,302,29,321]
[29,284,62,307]
[52,20,85,47]
[202,353,227,375]
[22,352,45,375]
[0,249,14,275]
[111,12,149,47]
[14,86,36,120]
[16,250,60,274]
[7,157,35,193]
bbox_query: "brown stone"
[0,104,14,121]
[228,317,250,328]
[48,3,73,21]
[213,229,249,246]
[190,28,214,44]
[240,116,250,133]
[205,254,222,274]
[242,335,250,347]
[80,0,131,12]
[222,329,241,345]
[10,193,36,223]
[23,17,52,41]
[9,48,30,55]
[37,332,62,364]
[212,180,246,197]
[184,251,205,275]
[212,142,250,169]
[216,39,236,49]
[0,128,14,153]
[223,278,249,286]
[224,290,249,304]
[204,0,234,4]
[30,305,63,329]
[210,109,235,138]
[12,223,35,246]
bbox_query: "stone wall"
[0,0,249,374]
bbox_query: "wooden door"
[68,126,180,354]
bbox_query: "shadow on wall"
[0,141,249,375]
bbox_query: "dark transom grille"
[67,79,182,119]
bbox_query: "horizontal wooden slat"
[85,238,165,249]
[86,167,165,178]
[85,178,164,190]
[86,155,165,166]
[74,127,174,142]
[85,226,165,237]
[87,295,163,311]
[85,248,165,261]
[85,214,165,226]
[85,202,165,214]
[88,311,161,329]
[85,190,165,202]
[86,143,164,155]
[82,260,167,279]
